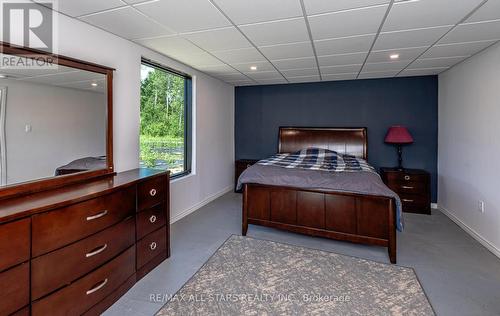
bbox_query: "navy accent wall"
[235,76,438,202]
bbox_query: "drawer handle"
[86,210,108,221]
[150,242,157,251]
[149,189,157,197]
[85,244,108,258]
[404,175,411,181]
[149,215,157,223]
[401,185,414,189]
[246,164,252,168]
[86,278,108,295]
[402,199,414,203]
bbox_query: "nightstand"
[380,168,431,215]
[235,159,259,193]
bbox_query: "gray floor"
[105,192,500,316]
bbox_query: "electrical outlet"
[479,200,485,213]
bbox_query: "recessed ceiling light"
[250,66,257,71]
[390,54,400,60]
[91,82,98,87]
[0,74,7,79]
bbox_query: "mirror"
[0,52,109,187]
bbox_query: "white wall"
[1,7,234,221]
[438,42,500,257]
[4,79,106,184]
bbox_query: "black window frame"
[140,58,192,179]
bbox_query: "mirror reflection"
[0,54,107,187]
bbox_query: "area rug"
[157,235,434,315]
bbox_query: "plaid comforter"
[257,148,376,173]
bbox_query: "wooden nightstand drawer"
[380,168,431,215]
[388,181,427,195]
[137,204,166,240]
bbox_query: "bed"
[239,127,400,263]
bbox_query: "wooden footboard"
[242,183,397,264]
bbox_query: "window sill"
[170,171,194,184]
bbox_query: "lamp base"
[396,145,404,170]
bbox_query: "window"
[140,59,192,178]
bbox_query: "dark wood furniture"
[0,42,114,201]
[0,168,170,315]
[380,168,431,215]
[235,159,259,192]
[242,127,398,264]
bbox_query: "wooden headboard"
[278,127,368,159]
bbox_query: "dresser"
[0,169,170,316]
[380,168,431,215]
[235,159,259,193]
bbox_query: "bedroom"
[0,0,499,315]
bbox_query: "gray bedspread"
[237,164,403,231]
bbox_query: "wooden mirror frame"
[0,42,115,200]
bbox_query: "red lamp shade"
[385,126,413,144]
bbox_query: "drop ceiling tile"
[422,40,496,59]
[178,53,223,68]
[259,42,314,60]
[81,7,173,40]
[40,0,125,17]
[363,60,411,72]
[318,52,367,67]
[257,78,288,85]
[367,46,428,63]
[287,75,321,83]
[308,5,388,40]
[315,34,375,56]
[231,61,276,73]
[374,26,451,50]
[217,73,251,81]
[383,0,483,32]
[440,20,500,44]
[321,64,363,74]
[245,70,283,80]
[239,18,310,46]
[410,56,468,69]
[399,67,448,77]
[212,47,266,64]
[183,27,251,51]
[214,0,302,24]
[303,0,389,15]
[272,57,317,70]
[122,0,149,4]
[322,73,357,81]
[466,1,500,23]
[358,71,398,79]
[281,68,319,77]
[136,36,208,61]
[197,64,237,75]
[134,0,230,33]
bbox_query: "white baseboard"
[170,185,233,224]
[431,203,438,209]
[437,205,500,259]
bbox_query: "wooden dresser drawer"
[0,263,29,316]
[399,193,429,210]
[137,203,166,240]
[31,217,136,300]
[32,246,136,316]
[138,176,166,211]
[388,181,427,195]
[137,226,167,269]
[32,187,135,256]
[0,218,30,271]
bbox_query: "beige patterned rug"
[157,235,434,315]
